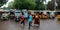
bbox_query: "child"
[21,12,25,25]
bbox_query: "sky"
[46,0,51,4]
[1,0,51,8]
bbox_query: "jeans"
[29,21,32,28]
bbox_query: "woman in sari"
[33,12,40,26]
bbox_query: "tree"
[11,0,36,9]
[47,1,54,10]
[57,0,60,10]
[0,0,7,7]
[7,2,14,9]
[7,0,45,10]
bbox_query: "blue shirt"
[24,12,28,18]
[29,15,33,22]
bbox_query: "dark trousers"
[0,14,2,18]
[21,21,25,25]
[29,21,32,28]
[25,17,28,20]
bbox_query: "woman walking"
[33,12,40,26]
[21,12,25,26]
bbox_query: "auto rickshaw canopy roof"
[2,10,10,12]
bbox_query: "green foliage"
[7,2,14,9]
[57,0,60,10]
[7,0,45,10]
[47,1,54,10]
[0,0,7,7]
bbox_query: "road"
[0,19,60,30]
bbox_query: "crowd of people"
[0,11,40,29]
[20,12,40,29]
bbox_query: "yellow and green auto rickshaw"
[1,10,10,21]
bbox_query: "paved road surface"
[0,19,60,30]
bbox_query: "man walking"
[28,12,33,29]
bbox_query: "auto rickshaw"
[43,11,48,19]
[15,10,21,22]
[15,16,20,22]
[49,11,56,19]
[39,12,42,19]
[1,10,10,21]
[39,11,48,19]
[10,10,15,19]
[47,12,50,19]
[57,12,60,20]
[42,14,48,19]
